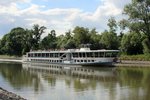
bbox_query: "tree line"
[0,0,149,56]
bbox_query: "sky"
[0,0,131,38]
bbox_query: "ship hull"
[23,61,115,67]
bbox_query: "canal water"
[0,62,150,100]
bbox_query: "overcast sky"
[0,0,131,37]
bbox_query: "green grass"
[120,54,150,61]
[0,55,22,60]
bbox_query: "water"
[0,62,150,100]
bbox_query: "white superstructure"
[23,48,119,66]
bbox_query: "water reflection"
[0,62,150,100]
[22,63,117,92]
[117,68,150,100]
[0,63,41,92]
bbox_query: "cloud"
[0,0,31,6]
[0,0,131,37]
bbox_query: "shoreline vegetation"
[119,54,150,61]
[0,55,22,60]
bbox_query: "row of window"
[31,59,62,63]
[74,60,95,63]
[28,53,65,58]
[29,59,95,63]
[28,52,118,58]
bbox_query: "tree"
[121,32,143,55]
[40,30,57,50]
[56,30,76,49]
[107,17,117,33]
[124,0,150,53]
[73,26,90,47]
[100,30,119,50]
[100,18,119,50]
[31,24,46,50]
[89,28,101,50]
[0,27,26,56]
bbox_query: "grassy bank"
[0,55,22,60]
[120,54,150,61]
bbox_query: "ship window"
[79,53,82,57]
[60,53,63,57]
[35,53,37,57]
[86,53,90,57]
[95,52,98,57]
[82,53,85,57]
[88,60,90,62]
[50,53,52,57]
[112,52,118,57]
[92,60,94,62]
[73,53,78,57]
[87,52,93,57]
[53,53,55,57]
[32,54,34,57]
[46,53,49,57]
[28,53,31,57]
[81,60,83,62]
[99,52,104,57]
[77,60,79,62]
[105,52,112,57]
[30,53,33,57]
[84,60,87,62]
[92,52,94,57]
[42,53,45,57]
[55,53,58,57]
[38,53,41,57]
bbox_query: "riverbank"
[0,55,22,60]
[120,54,150,61]
[0,59,22,63]
[0,56,150,67]
[115,60,150,67]
[0,87,26,100]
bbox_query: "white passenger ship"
[23,48,119,66]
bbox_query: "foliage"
[73,26,90,47]
[107,17,117,33]
[57,30,76,49]
[31,24,46,50]
[142,38,150,54]
[100,30,119,49]
[40,30,57,50]
[100,17,119,50]
[121,32,143,55]
[0,24,46,56]
[124,0,150,53]
[120,54,150,61]
[0,27,26,56]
